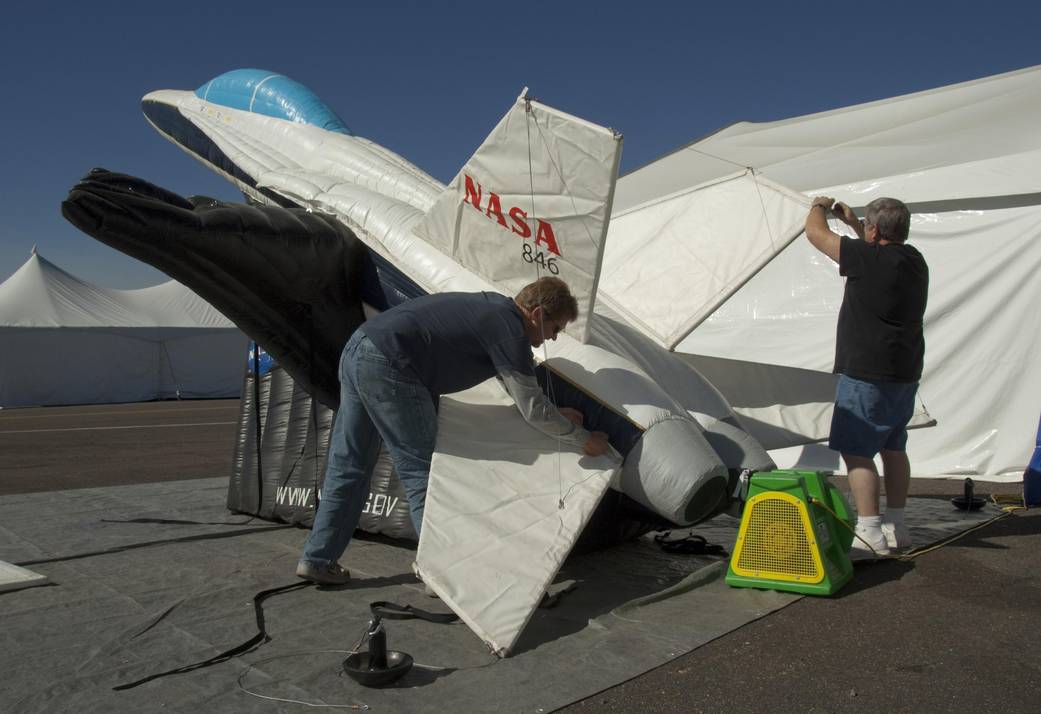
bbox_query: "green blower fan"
[726,470,854,596]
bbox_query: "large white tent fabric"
[610,64,1041,480]
[0,250,246,407]
[595,172,933,452]
[598,169,812,350]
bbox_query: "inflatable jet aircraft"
[63,69,815,655]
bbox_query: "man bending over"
[297,277,611,584]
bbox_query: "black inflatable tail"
[62,168,367,408]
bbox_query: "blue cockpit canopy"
[195,69,352,135]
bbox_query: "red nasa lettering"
[462,174,562,257]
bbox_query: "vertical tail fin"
[414,91,622,341]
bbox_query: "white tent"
[0,249,247,407]
[608,64,1041,481]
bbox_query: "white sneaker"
[849,524,891,559]
[881,521,913,552]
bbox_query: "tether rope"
[524,97,567,507]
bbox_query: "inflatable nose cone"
[620,418,729,526]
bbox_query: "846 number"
[522,244,559,274]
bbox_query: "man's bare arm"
[805,196,842,263]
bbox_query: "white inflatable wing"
[597,169,810,351]
[415,93,623,341]
[143,89,443,214]
[142,89,467,296]
[415,379,619,657]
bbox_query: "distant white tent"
[608,64,1041,480]
[0,249,247,407]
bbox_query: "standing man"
[805,197,929,557]
[297,276,612,584]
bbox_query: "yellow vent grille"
[732,492,824,583]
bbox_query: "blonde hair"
[514,277,578,323]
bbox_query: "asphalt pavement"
[0,400,239,495]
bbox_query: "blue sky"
[2,1,1038,288]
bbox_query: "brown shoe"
[296,561,351,585]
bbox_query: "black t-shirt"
[359,291,533,396]
[835,236,929,382]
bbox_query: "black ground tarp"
[0,477,999,712]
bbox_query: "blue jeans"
[300,331,437,568]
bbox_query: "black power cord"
[113,580,312,691]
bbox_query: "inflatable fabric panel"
[228,363,416,539]
[415,379,620,656]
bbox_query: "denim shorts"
[828,374,918,458]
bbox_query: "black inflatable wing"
[62,169,367,408]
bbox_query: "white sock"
[852,515,886,552]
[883,508,904,526]
[857,515,882,530]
